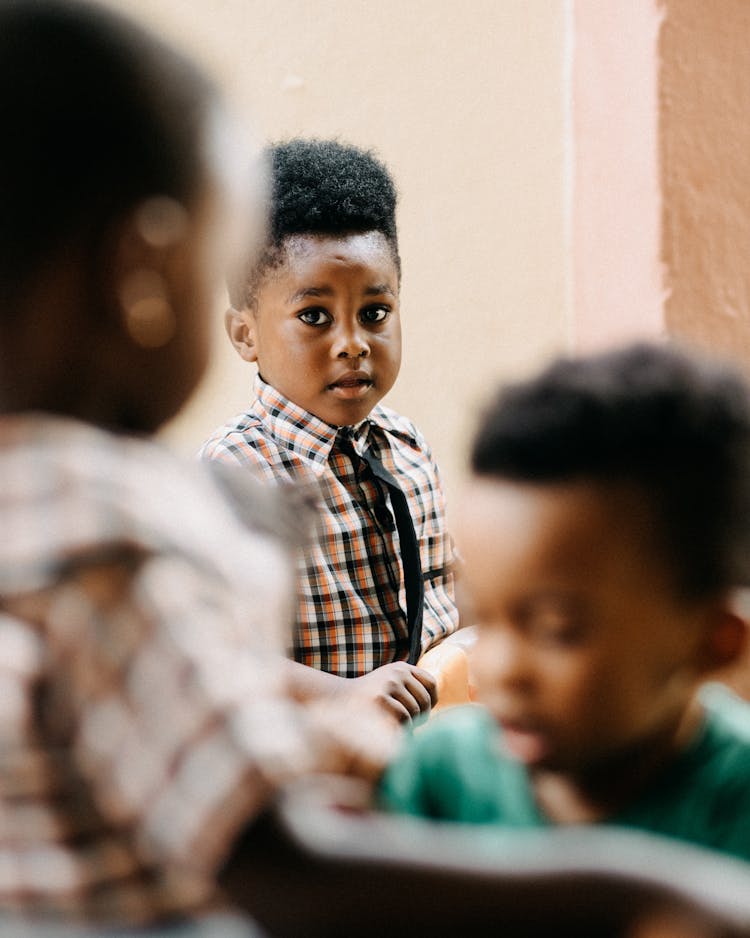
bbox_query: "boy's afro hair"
[229,138,399,308]
[269,138,398,246]
[472,341,750,599]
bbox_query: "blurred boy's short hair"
[229,138,400,309]
[0,0,215,310]
[472,342,750,600]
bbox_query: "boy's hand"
[352,662,438,723]
[282,658,438,723]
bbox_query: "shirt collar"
[254,375,378,467]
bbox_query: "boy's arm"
[283,658,438,724]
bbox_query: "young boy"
[201,139,459,721]
[380,342,750,862]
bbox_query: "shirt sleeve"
[47,551,316,878]
[378,734,432,817]
[198,434,248,466]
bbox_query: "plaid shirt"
[200,377,459,676]
[0,415,315,928]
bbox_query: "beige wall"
[101,0,568,505]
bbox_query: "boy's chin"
[317,394,383,428]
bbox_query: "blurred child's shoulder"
[700,683,750,744]
[199,407,269,463]
[686,684,750,820]
[381,704,502,804]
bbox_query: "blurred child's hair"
[472,342,750,599]
[0,0,217,311]
[229,138,399,309]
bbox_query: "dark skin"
[0,244,115,424]
[0,211,210,434]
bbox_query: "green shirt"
[379,691,750,862]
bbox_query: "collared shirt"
[0,415,314,927]
[200,377,459,676]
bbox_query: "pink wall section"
[570,0,665,352]
[572,0,750,369]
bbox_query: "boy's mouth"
[326,374,373,398]
[498,719,552,765]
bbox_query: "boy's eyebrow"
[288,286,334,303]
[287,283,396,303]
[365,283,396,298]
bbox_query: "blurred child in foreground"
[381,343,750,862]
[0,2,394,934]
[201,140,459,722]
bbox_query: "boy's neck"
[529,697,704,824]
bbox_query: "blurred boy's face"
[233,231,401,427]
[456,478,712,781]
[101,105,258,434]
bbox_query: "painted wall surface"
[572,0,750,370]
[99,0,568,504]
[660,0,750,363]
[571,0,665,351]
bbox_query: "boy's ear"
[225,307,258,363]
[698,607,747,675]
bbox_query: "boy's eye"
[360,305,390,324]
[522,602,589,648]
[533,621,586,648]
[298,308,332,326]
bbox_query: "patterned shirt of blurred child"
[0,415,316,927]
[200,375,459,677]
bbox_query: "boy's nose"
[476,628,536,693]
[333,325,370,359]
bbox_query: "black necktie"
[337,430,424,664]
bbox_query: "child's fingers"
[402,673,436,714]
[387,678,431,719]
[379,694,417,723]
[408,665,439,707]
[351,663,437,721]
[390,681,431,719]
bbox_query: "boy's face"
[230,231,401,427]
[456,478,716,779]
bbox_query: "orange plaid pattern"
[200,377,459,676]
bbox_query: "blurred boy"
[0,4,395,933]
[201,140,459,721]
[381,343,750,861]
